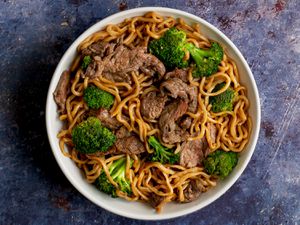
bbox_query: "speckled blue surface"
[0,0,299,224]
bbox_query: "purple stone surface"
[0,0,299,224]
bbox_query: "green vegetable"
[148,28,189,69]
[210,83,235,113]
[83,86,114,109]
[71,117,116,154]
[95,157,132,198]
[81,55,92,69]
[148,27,224,77]
[185,42,224,77]
[203,150,238,179]
[148,136,179,164]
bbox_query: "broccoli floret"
[81,55,92,69]
[71,117,116,154]
[83,86,114,109]
[185,42,224,77]
[148,27,224,76]
[203,150,238,179]
[148,28,189,69]
[148,136,179,164]
[96,172,116,197]
[210,83,235,113]
[95,157,132,197]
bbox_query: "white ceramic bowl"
[46,7,260,220]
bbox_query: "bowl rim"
[45,6,261,220]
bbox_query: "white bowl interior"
[46,7,260,220]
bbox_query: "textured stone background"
[0,0,299,224]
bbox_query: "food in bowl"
[53,11,251,213]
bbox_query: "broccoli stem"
[95,157,132,197]
[148,136,163,150]
[109,158,124,175]
[185,43,211,58]
[110,158,126,180]
[148,136,179,164]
